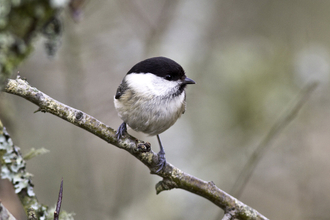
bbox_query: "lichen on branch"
[0,0,67,88]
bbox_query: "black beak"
[183,77,195,85]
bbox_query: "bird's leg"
[156,134,166,172]
[116,122,127,140]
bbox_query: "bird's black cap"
[127,57,187,82]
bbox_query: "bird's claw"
[116,122,127,140]
[155,150,166,173]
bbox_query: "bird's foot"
[116,122,127,140]
[155,150,166,173]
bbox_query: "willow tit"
[114,57,195,172]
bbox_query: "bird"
[114,56,195,172]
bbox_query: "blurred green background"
[1,1,330,219]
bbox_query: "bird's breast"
[114,92,186,136]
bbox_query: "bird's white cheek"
[125,73,179,97]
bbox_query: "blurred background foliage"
[1,0,330,219]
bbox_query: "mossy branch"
[4,76,269,220]
[0,119,74,219]
[0,0,66,88]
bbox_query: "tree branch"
[0,202,17,220]
[4,76,269,220]
[0,120,48,219]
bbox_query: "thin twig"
[54,178,64,220]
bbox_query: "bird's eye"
[165,75,172,80]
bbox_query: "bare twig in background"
[230,82,319,198]
[54,179,64,220]
[118,0,179,55]
[4,76,269,220]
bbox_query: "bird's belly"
[114,94,185,136]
